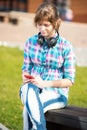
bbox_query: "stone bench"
[0,123,9,130]
[8,11,35,25]
[45,105,87,130]
[0,12,9,22]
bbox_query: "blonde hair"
[34,2,61,31]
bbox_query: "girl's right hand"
[22,72,30,83]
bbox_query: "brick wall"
[71,0,87,23]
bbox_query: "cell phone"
[24,75,34,79]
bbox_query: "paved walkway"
[0,13,87,66]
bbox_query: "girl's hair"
[34,2,61,31]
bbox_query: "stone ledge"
[0,12,9,22]
[0,123,9,130]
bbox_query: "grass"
[0,46,87,130]
[0,46,23,130]
[69,66,87,107]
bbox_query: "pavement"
[0,13,87,66]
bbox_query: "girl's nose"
[40,25,45,31]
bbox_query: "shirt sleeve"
[22,39,33,73]
[63,42,76,83]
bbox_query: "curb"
[0,123,9,130]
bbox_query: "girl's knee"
[28,83,40,93]
[20,83,28,104]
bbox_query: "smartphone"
[24,75,34,79]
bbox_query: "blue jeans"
[20,83,67,130]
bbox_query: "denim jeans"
[20,83,67,130]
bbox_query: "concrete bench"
[0,12,9,22]
[0,123,9,130]
[45,105,87,130]
[8,11,19,24]
[8,11,35,25]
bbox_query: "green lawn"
[0,46,23,130]
[69,66,87,107]
[0,46,87,130]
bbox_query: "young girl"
[20,2,75,130]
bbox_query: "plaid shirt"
[22,34,75,97]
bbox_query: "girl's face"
[37,20,55,39]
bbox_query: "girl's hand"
[22,72,31,83]
[30,76,53,88]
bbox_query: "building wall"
[71,0,87,23]
[71,0,87,14]
[27,0,43,12]
[0,0,27,12]
[27,0,87,23]
[0,0,87,23]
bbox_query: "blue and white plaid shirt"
[22,34,75,98]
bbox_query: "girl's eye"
[44,24,50,27]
